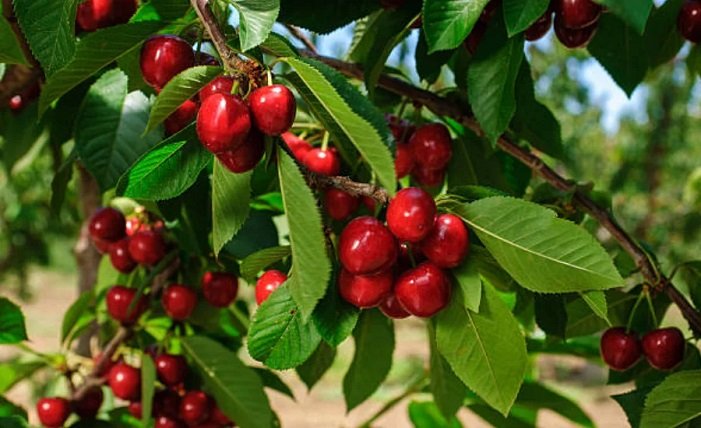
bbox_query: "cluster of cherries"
[600,326,686,372]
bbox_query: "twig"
[189,0,247,72]
[356,374,428,428]
[284,24,318,55]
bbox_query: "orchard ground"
[1,267,662,427]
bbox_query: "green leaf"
[146,66,221,132]
[39,21,163,116]
[232,0,280,52]
[240,246,291,283]
[580,290,609,322]
[247,285,322,370]
[252,367,295,399]
[0,397,27,420]
[343,309,395,411]
[312,279,360,346]
[212,162,252,256]
[278,0,380,34]
[641,370,701,428]
[0,14,28,65]
[467,23,524,143]
[422,0,490,53]
[429,323,466,420]
[0,298,28,344]
[596,0,653,35]
[415,30,455,83]
[260,32,299,57]
[296,341,336,390]
[644,0,685,69]
[612,383,657,428]
[409,401,463,428]
[443,197,623,293]
[451,256,482,312]
[61,291,94,345]
[277,148,331,319]
[182,336,273,428]
[436,284,527,415]
[0,360,46,394]
[13,0,78,75]
[283,57,396,193]
[468,403,534,428]
[534,294,567,338]
[502,0,550,36]
[0,417,27,428]
[118,126,211,200]
[517,381,594,427]
[75,69,162,191]
[140,354,156,427]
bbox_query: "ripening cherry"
[255,270,287,305]
[338,268,393,308]
[109,238,137,274]
[37,397,71,428]
[339,216,398,275]
[140,35,195,89]
[678,0,701,43]
[216,128,265,173]
[418,214,469,268]
[554,0,602,30]
[201,271,239,308]
[197,93,252,154]
[162,284,197,321]
[303,147,341,176]
[380,292,411,319]
[600,327,643,371]
[525,11,553,41]
[179,390,212,425]
[76,0,137,32]
[642,327,686,370]
[386,187,437,243]
[74,386,104,419]
[394,262,451,317]
[128,230,167,266]
[408,123,452,171]
[395,143,414,178]
[199,76,235,102]
[282,132,313,161]
[324,188,359,221]
[554,16,597,48]
[155,353,188,387]
[108,362,141,401]
[89,207,126,243]
[165,98,198,136]
[106,285,147,325]
[249,84,297,136]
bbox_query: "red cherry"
[108,362,141,401]
[92,237,113,254]
[554,0,602,29]
[179,390,212,425]
[153,389,181,418]
[387,116,415,144]
[165,99,198,136]
[155,416,186,428]
[249,84,297,136]
[361,196,377,213]
[413,165,446,187]
[418,214,469,268]
[386,187,437,243]
[394,262,451,317]
[199,76,234,102]
[599,327,642,371]
[208,405,232,425]
[155,354,187,387]
[339,216,398,275]
[109,238,137,273]
[140,35,194,89]
[89,207,126,243]
[202,272,239,308]
[127,401,142,419]
[464,20,488,54]
[197,93,252,153]
[128,230,167,266]
[395,143,414,179]
[215,128,265,173]
[380,292,410,319]
[196,52,220,66]
[554,16,597,48]
[679,0,701,43]
[303,147,341,176]
[255,270,287,305]
[281,132,313,161]
[37,397,71,428]
[338,268,393,308]
[77,0,137,31]
[106,285,147,325]
[525,11,553,41]
[74,386,104,419]
[642,327,686,370]
[162,284,197,321]
[408,123,452,170]
[8,95,23,111]
[324,188,359,221]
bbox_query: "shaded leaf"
[0,298,27,344]
[312,278,360,347]
[641,370,701,428]
[232,0,280,52]
[596,0,653,34]
[502,0,550,36]
[240,246,291,283]
[409,401,463,428]
[61,290,94,345]
[423,0,490,53]
[140,355,156,427]
[296,341,336,390]
[278,0,380,34]
[0,13,28,65]
[429,323,466,419]
[212,162,252,256]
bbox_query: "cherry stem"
[625,291,646,333]
[645,289,659,328]
[231,79,240,96]
[321,131,330,151]
[266,69,273,86]
[355,373,428,428]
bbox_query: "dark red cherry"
[554,17,597,48]
[154,353,187,387]
[199,76,234,102]
[249,84,297,136]
[324,188,359,221]
[395,143,414,178]
[362,196,377,213]
[162,284,197,321]
[282,132,313,161]
[155,416,186,428]
[140,35,194,89]
[153,389,181,418]
[554,0,602,29]
[387,115,415,144]
[525,11,553,41]
[386,187,437,243]
[303,147,341,176]
[89,207,126,243]
[642,327,686,370]
[37,397,71,428]
[408,123,452,170]
[215,128,265,173]
[201,272,239,308]
[255,270,287,305]
[338,268,393,308]
[380,0,405,9]
[208,404,232,425]
[179,390,212,425]
[77,0,137,32]
[128,230,167,266]
[678,0,701,43]
[106,285,147,325]
[480,0,500,22]
[418,214,469,268]
[109,238,137,273]
[394,262,451,317]
[8,95,23,111]
[108,362,141,401]
[380,292,410,319]
[339,216,398,275]
[165,98,198,136]
[464,20,488,54]
[600,327,642,371]
[413,165,446,188]
[127,401,142,419]
[74,386,104,419]
[196,52,220,66]
[197,93,252,153]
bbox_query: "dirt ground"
[1,269,630,427]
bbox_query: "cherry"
[109,238,137,273]
[464,20,488,54]
[338,268,393,308]
[678,0,701,43]
[155,416,186,428]
[106,285,147,325]
[249,84,297,136]
[154,389,181,418]
[362,196,377,213]
[600,327,643,371]
[179,390,212,425]
[140,35,194,89]
[525,11,553,41]
[281,132,313,161]
[395,143,414,178]
[108,362,141,401]
[387,115,415,144]
[197,93,252,153]
[418,214,469,268]
[154,353,188,387]
[216,128,265,173]
[554,17,597,48]
[480,0,500,22]
[412,165,446,188]
[76,0,137,32]
[196,52,219,66]
[379,292,410,319]
[324,188,359,221]
[74,386,103,419]
[162,284,197,321]
[37,397,71,428]
[208,405,232,425]
[199,76,235,102]
[165,99,198,136]
[255,270,288,305]
[554,0,602,29]
[338,216,398,275]
[303,147,341,176]
[89,207,126,243]
[8,95,23,111]
[394,262,451,317]
[642,327,686,370]
[128,229,167,266]
[386,187,437,243]
[408,123,452,170]
[127,401,143,419]
[202,271,239,308]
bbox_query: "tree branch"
[284,24,318,55]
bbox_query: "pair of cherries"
[391,118,453,188]
[600,326,686,371]
[36,390,102,428]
